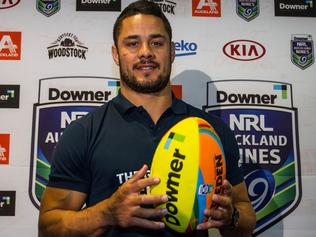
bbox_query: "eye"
[151,40,164,47]
[126,41,139,48]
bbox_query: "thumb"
[222,179,233,196]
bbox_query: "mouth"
[134,62,159,74]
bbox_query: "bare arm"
[38,165,168,237]
[197,180,256,237]
[38,187,107,237]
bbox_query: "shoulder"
[56,102,113,146]
[70,102,112,130]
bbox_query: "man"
[38,1,256,236]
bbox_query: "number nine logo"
[245,169,275,212]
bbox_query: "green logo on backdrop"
[37,0,60,17]
[291,34,314,70]
[236,0,260,21]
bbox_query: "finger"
[134,207,168,219]
[131,217,165,230]
[120,177,160,195]
[204,207,225,221]
[222,179,233,196]
[136,194,168,206]
[115,174,159,197]
[212,194,231,209]
[128,164,148,184]
[196,218,224,230]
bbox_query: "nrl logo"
[291,34,314,70]
[29,77,120,208]
[37,0,60,17]
[203,80,301,236]
[236,0,260,21]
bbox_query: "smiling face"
[112,14,175,94]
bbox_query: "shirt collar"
[170,93,187,115]
[112,91,187,115]
[112,91,135,115]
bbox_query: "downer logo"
[0,0,21,9]
[175,40,197,57]
[217,91,278,105]
[76,0,121,11]
[0,191,16,216]
[0,85,20,108]
[223,39,266,61]
[48,88,111,101]
[275,0,316,17]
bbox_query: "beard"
[119,60,171,94]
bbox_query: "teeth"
[141,66,153,70]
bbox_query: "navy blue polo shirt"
[48,92,243,237]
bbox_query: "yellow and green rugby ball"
[150,117,226,233]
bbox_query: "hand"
[197,179,234,230]
[106,164,168,229]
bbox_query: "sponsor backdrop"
[0,0,315,236]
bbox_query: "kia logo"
[0,0,21,9]
[223,40,266,61]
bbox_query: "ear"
[170,41,175,63]
[112,44,120,65]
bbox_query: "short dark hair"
[113,0,172,46]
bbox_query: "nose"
[138,42,154,59]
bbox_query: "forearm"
[39,200,112,237]
[220,202,256,237]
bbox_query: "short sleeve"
[47,121,91,193]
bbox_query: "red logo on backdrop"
[171,85,182,99]
[0,0,21,9]
[0,32,21,60]
[223,39,266,61]
[0,134,10,164]
[192,0,221,17]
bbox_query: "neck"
[120,83,172,124]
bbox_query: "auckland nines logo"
[37,0,60,17]
[203,80,301,236]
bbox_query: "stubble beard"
[119,61,171,94]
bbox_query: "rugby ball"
[150,117,226,233]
